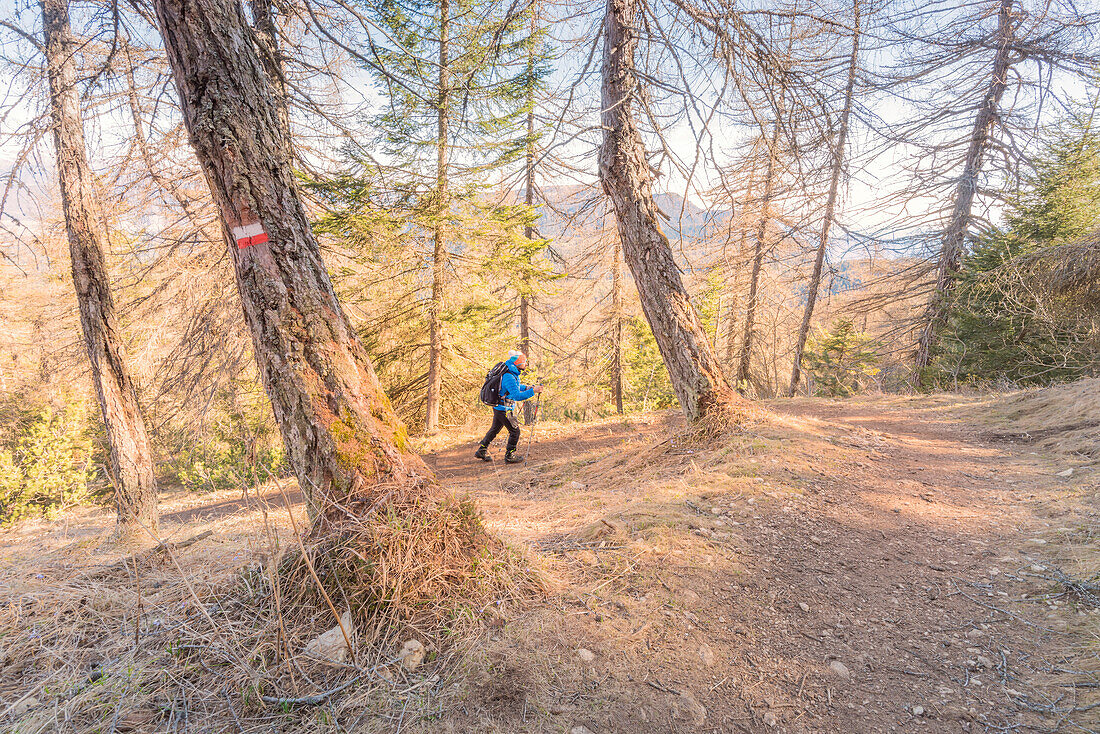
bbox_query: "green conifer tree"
[362,0,547,431]
[933,99,1100,385]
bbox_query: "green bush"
[0,397,95,525]
[163,389,287,492]
[802,319,880,397]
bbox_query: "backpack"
[480,361,509,406]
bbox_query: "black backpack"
[480,361,508,406]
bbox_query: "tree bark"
[913,0,1014,376]
[42,0,159,540]
[610,235,625,414]
[149,0,432,528]
[425,0,449,432]
[788,0,861,397]
[735,122,781,392]
[598,0,738,421]
[250,0,293,150]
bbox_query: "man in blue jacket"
[476,351,543,464]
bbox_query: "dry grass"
[0,472,545,733]
[987,377,1100,462]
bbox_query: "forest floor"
[3,391,1100,733]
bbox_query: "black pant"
[480,410,520,453]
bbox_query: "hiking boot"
[504,451,524,464]
[474,445,492,462]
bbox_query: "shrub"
[0,397,94,525]
[802,319,880,397]
[163,388,287,492]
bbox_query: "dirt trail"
[1,395,1095,734]
[436,396,1099,733]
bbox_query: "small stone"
[976,655,995,669]
[569,481,587,490]
[1030,564,1046,572]
[799,602,810,612]
[762,711,778,726]
[711,506,723,515]
[1028,538,1048,545]
[399,639,425,671]
[912,705,925,717]
[828,660,851,681]
[677,691,707,726]
[810,535,823,545]
[576,648,596,664]
[303,610,353,664]
[698,643,716,666]
[682,589,701,605]
[570,726,595,734]
[1056,468,1074,477]
[965,628,984,639]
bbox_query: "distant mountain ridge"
[527,184,730,245]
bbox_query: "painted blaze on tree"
[149,0,435,528]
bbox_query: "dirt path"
[439,396,1099,733]
[2,395,1095,734]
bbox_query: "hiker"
[476,351,543,464]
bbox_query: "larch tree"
[598,0,739,421]
[886,0,1100,378]
[734,126,782,392]
[518,2,551,424]
[912,0,1015,374]
[788,0,861,396]
[148,0,435,527]
[41,0,159,539]
[609,234,625,414]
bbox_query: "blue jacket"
[496,356,534,411]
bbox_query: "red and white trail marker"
[232,222,269,249]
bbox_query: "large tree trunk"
[425,0,450,433]
[598,0,737,421]
[735,124,781,392]
[913,0,1014,376]
[149,0,432,529]
[610,235,625,414]
[42,0,159,540]
[788,0,861,397]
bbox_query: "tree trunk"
[425,0,450,433]
[598,0,737,421]
[149,0,432,529]
[250,0,293,151]
[42,0,159,540]
[520,22,537,425]
[735,122,781,392]
[788,0,861,397]
[610,235,625,414]
[913,0,1014,376]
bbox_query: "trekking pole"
[524,384,542,465]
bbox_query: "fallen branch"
[260,675,361,706]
